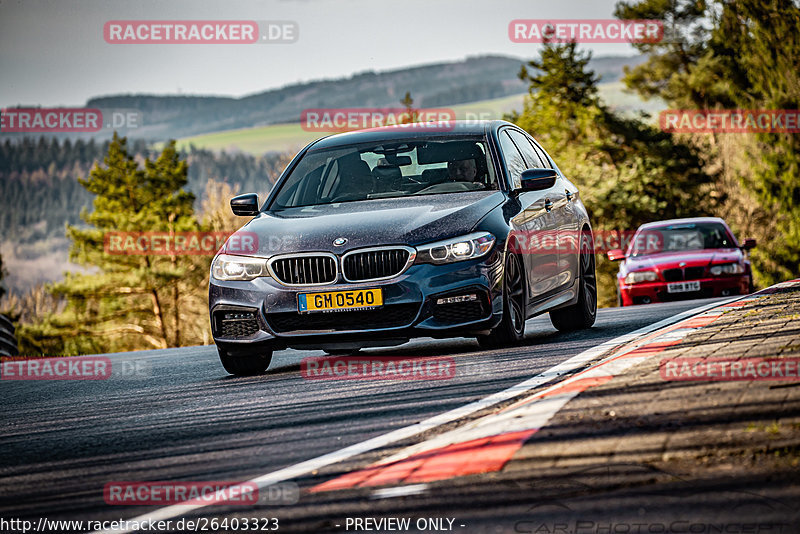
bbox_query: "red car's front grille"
[662,266,706,281]
[685,266,705,280]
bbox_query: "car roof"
[638,217,729,230]
[307,120,512,150]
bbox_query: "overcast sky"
[1,0,637,107]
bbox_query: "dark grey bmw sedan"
[209,120,596,375]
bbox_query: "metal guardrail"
[0,314,18,357]
[0,313,14,333]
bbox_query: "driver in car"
[447,158,478,182]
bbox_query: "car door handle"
[544,198,553,212]
[566,189,573,201]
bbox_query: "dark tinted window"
[499,131,526,189]
[507,129,546,168]
[529,139,554,169]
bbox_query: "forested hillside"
[0,138,284,245]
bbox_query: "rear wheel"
[217,346,272,376]
[550,229,597,331]
[477,252,526,348]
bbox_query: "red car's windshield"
[629,222,737,257]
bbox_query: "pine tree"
[33,134,209,354]
[510,42,713,305]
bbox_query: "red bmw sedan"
[607,217,756,306]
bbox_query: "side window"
[499,131,526,190]
[529,138,554,169]
[508,129,545,169]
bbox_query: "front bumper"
[209,251,505,353]
[619,275,750,306]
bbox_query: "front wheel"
[218,346,273,376]
[550,229,597,331]
[477,252,526,348]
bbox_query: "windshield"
[629,222,736,257]
[268,137,498,209]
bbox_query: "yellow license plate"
[298,288,383,313]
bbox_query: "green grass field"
[176,84,664,155]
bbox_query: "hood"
[623,248,744,272]
[235,191,505,256]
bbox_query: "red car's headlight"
[624,270,658,284]
[710,263,745,275]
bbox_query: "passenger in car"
[336,154,375,200]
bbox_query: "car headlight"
[710,263,745,276]
[416,232,496,264]
[211,254,269,281]
[624,270,658,284]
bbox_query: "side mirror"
[607,249,626,261]
[741,238,756,250]
[230,193,259,216]
[520,168,557,192]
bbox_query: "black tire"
[748,276,755,295]
[477,252,526,348]
[616,284,624,307]
[550,229,597,331]
[218,346,272,376]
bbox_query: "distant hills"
[80,54,646,142]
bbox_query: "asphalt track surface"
[2,298,752,533]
